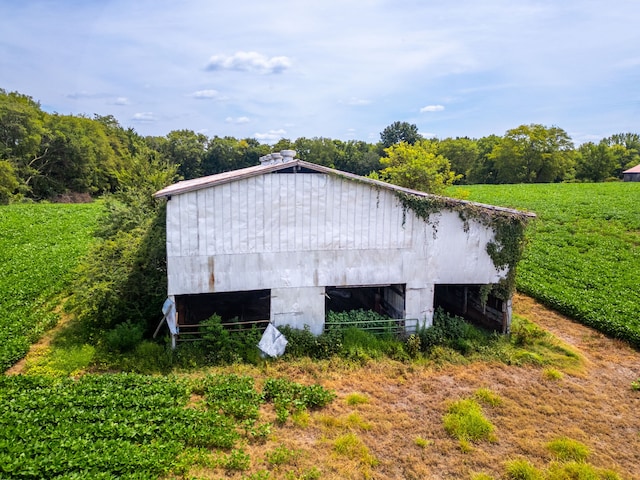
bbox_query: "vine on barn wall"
[395,192,532,300]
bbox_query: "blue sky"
[1,0,639,144]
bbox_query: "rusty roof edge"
[153,158,535,219]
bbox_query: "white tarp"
[161,297,178,335]
[258,323,288,358]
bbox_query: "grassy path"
[0,203,101,370]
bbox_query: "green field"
[456,182,640,347]
[0,203,101,370]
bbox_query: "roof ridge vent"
[259,150,297,165]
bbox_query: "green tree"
[437,137,480,183]
[467,134,501,184]
[380,121,421,149]
[334,140,381,176]
[0,160,19,203]
[294,137,339,167]
[71,135,178,331]
[575,141,618,182]
[203,136,268,175]
[604,132,640,177]
[163,129,208,180]
[374,140,460,194]
[30,114,119,199]
[489,124,575,183]
[0,89,47,196]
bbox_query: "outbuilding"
[622,164,640,182]
[154,150,534,343]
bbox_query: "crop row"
[0,373,334,478]
[0,203,101,370]
[459,182,640,347]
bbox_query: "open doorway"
[175,289,270,327]
[433,284,509,332]
[325,284,405,318]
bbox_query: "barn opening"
[175,289,270,339]
[433,284,509,333]
[324,284,413,333]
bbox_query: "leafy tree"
[163,129,208,180]
[0,160,18,203]
[294,137,339,167]
[374,140,460,195]
[334,140,382,176]
[0,89,47,196]
[29,114,119,199]
[603,132,640,177]
[70,134,178,332]
[489,124,575,183]
[575,141,618,182]
[203,136,268,175]
[467,134,501,184]
[437,137,480,183]
[380,121,421,149]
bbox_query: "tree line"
[1,89,639,203]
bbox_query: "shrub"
[279,325,342,359]
[418,308,486,353]
[199,314,263,365]
[105,320,145,352]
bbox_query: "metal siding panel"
[246,177,256,253]
[293,174,304,251]
[262,175,273,252]
[204,188,214,256]
[197,190,207,255]
[221,183,232,254]
[213,186,224,254]
[166,196,181,257]
[302,174,312,251]
[254,176,265,253]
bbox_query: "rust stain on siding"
[208,257,215,291]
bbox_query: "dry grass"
[176,295,640,479]
[11,295,640,479]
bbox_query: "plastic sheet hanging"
[257,323,288,358]
[161,297,178,335]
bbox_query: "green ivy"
[395,192,532,299]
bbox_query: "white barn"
[154,150,533,341]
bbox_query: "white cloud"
[192,89,219,99]
[420,105,445,113]
[131,112,156,122]
[112,97,129,105]
[254,129,287,143]
[205,51,292,74]
[226,116,250,124]
[343,97,371,106]
[65,91,106,99]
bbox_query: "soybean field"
[0,203,101,370]
[458,182,640,347]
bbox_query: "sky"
[1,0,639,145]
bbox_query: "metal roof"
[623,164,640,174]
[153,158,535,218]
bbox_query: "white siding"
[165,172,504,326]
